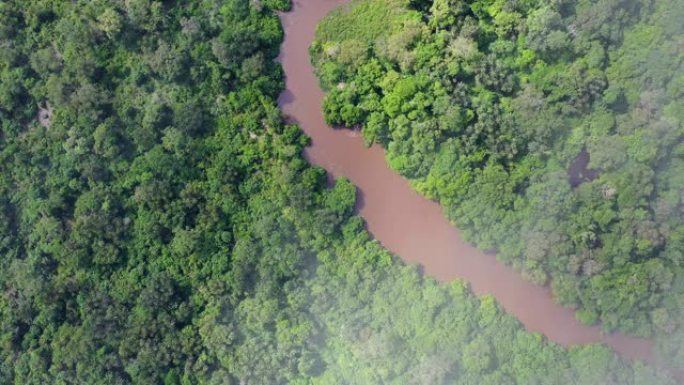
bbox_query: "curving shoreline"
[276,0,655,365]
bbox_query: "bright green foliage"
[0,0,677,383]
[312,0,684,368]
[314,0,414,48]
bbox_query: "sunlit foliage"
[312,0,684,368]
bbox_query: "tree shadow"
[568,148,599,188]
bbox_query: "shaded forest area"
[0,0,677,384]
[312,0,684,368]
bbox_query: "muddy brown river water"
[276,0,655,365]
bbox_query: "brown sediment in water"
[276,0,659,367]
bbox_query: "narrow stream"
[276,0,654,364]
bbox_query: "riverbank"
[276,0,654,364]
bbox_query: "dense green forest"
[312,0,684,367]
[0,0,676,384]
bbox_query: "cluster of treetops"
[0,0,678,384]
[312,0,684,371]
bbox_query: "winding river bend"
[276,0,654,364]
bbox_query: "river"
[276,0,654,364]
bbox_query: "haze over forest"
[0,0,682,384]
